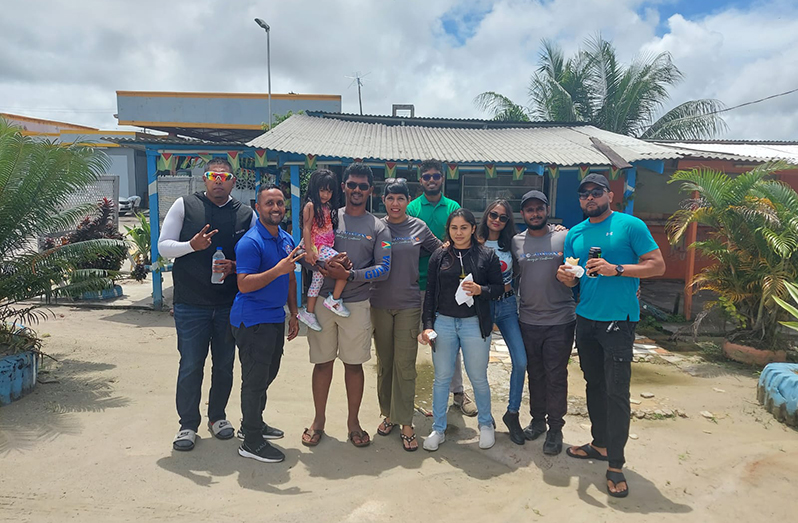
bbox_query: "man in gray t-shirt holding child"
[512,190,576,456]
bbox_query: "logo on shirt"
[336,230,372,241]
[521,251,563,262]
[381,241,392,249]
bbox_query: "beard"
[528,217,548,230]
[424,187,441,196]
[585,201,610,217]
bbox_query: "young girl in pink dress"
[296,169,349,331]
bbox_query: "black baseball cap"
[578,173,610,192]
[520,190,549,208]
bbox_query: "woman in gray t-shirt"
[370,179,441,451]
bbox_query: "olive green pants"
[371,307,420,426]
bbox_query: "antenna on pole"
[345,71,370,115]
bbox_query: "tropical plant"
[474,35,727,140]
[0,118,127,352]
[125,212,151,282]
[774,281,798,333]
[667,161,798,347]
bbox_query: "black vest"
[172,192,253,307]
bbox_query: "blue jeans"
[173,303,236,432]
[490,295,527,413]
[431,314,494,432]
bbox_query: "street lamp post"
[254,18,272,130]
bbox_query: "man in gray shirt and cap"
[511,190,576,456]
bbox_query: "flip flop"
[566,443,608,461]
[348,430,371,448]
[377,418,397,436]
[301,428,324,447]
[606,469,630,498]
[400,432,418,452]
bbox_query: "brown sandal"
[377,418,397,436]
[348,430,371,448]
[301,428,324,447]
[400,432,418,452]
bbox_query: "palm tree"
[475,35,727,140]
[667,161,798,346]
[0,118,126,349]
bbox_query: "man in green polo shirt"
[407,159,476,416]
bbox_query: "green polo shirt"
[406,193,461,290]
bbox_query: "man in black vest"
[158,158,255,451]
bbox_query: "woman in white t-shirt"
[477,199,528,446]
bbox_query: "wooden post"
[683,190,699,320]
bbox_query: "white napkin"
[455,273,475,307]
[566,264,585,278]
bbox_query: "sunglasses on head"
[346,181,371,191]
[384,177,407,185]
[421,173,442,181]
[488,211,510,223]
[578,188,606,200]
[204,171,234,182]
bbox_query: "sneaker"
[297,308,322,331]
[543,429,563,455]
[479,424,495,449]
[502,411,525,446]
[236,422,285,441]
[238,440,285,463]
[423,430,446,451]
[323,294,351,317]
[453,391,478,417]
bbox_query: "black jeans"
[520,320,576,432]
[232,322,285,447]
[173,303,235,432]
[575,315,636,469]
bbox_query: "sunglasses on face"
[384,177,407,185]
[488,211,510,223]
[346,181,371,191]
[204,171,234,182]
[578,188,606,200]
[421,173,442,181]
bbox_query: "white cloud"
[1,0,796,139]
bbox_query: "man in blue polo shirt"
[230,184,305,463]
[559,173,665,498]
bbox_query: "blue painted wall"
[555,172,585,228]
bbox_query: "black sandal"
[606,469,629,498]
[400,432,418,452]
[377,418,397,436]
[566,443,608,461]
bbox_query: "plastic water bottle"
[211,247,225,284]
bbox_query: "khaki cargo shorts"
[307,299,372,365]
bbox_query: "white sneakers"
[297,308,322,331]
[424,425,495,451]
[323,294,351,317]
[479,424,495,449]
[423,430,446,451]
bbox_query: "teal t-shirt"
[564,212,659,322]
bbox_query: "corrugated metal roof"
[654,142,798,163]
[247,113,682,165]
[106,135,246,147]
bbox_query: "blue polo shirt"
[230,220,295,327]
[564,212,659,322]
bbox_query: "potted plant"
[667,162,798,365]
[0,118,126,403]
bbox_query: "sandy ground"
[1,306,797,523]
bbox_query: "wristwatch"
[347,270,355,282]
[615,265,625,277]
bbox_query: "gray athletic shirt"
[512,229,576,326]
[318,209,392,303]
[370,216,441,310]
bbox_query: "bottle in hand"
[587,247,602,278]
[211,247,225,284]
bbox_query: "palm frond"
[641,99,727,140]
[472,92,530,122]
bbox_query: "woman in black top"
[419,209,503,451]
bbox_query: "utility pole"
[254,18,272,129]
[345,72,369,115]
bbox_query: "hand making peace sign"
[189,224,218,251]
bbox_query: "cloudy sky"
[1,0,796,139]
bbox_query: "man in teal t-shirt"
[558,173,665,498]
[406,159,475,416]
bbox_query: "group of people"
[159,158,665,498]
